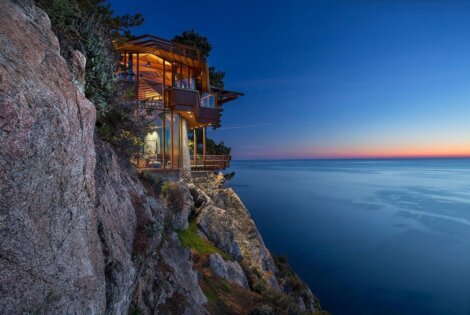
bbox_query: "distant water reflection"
[227,159,470,315]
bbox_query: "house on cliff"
[115,35,243,172]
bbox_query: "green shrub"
[161,181,171,196]
[177,221,231,260]
[139,172,165,195]
[161,182,186,211]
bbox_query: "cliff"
[0,1,325,314]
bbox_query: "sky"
[110,0,470,159]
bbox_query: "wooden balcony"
[197,107,220,125]
[191,155,231,171]
[168,88,222,127]
[168,87,199,112]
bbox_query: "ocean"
[226,159,470,315]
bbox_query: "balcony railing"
[140,99,164,110]
[168,87,199,111]
[191,155,231,171]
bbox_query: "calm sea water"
[226,159,470,315]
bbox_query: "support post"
[171,110,174,169]
[193,128,197,166]
[136,53,139,99]
[128,52,134,80]
[203,127,206,168]
[162,60,166,169]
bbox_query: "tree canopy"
[172,30,212,60]
[173,30,225,89]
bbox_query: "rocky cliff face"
[0,1,102,313]
[0,1,324,314]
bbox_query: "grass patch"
[177,221,231,260]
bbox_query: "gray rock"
[195,182,281,291]
[0,0,102,313]
[168,180,194,230]
[131,231,208,315]
[94,140,139,314]
[209,253,249,289]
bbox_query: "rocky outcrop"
[131,231,208,315]
[209,253,249,289]
[0,1,102,313]
[94,140,139,313]
[192,175,280,291]
[193,174,322,313]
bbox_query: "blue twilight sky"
[110,0,470,159]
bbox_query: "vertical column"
[128,52,134,80]
[193,128,197,166]
[203,126,206,161]
[171,62,175,87]
[162,60,166,169]
[179,117,184,169]
[179,63,183,88]
[171,110,174,169]
[136,53,139,99]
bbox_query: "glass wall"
[173,63,196,91]
[164,112,172,167]
[181,65,188,89]
[190,71,196,90]
[162,112,182,169]
[173,64,182,88]
[172,113,181,169]
[200,93,216,108]
[143,113,165,168]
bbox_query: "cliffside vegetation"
[35,0,142,115]
[178,220,232,260]
[35,0,145,156]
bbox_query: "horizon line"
[232,155,470,161]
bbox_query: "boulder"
[209,253,249,289]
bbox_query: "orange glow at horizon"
[245,142,470,159]
[296,144,470,159]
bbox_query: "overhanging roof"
[211,86,244,105]
[115,34,206,70]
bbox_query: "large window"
[200,93,216,108]
[162,112,182,169]
[173,63,182,88]
[173,63,196,91]
[181,65,190,89]
[143,113,165,168]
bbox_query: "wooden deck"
[191,155,230,171]
[134,154,230,173]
